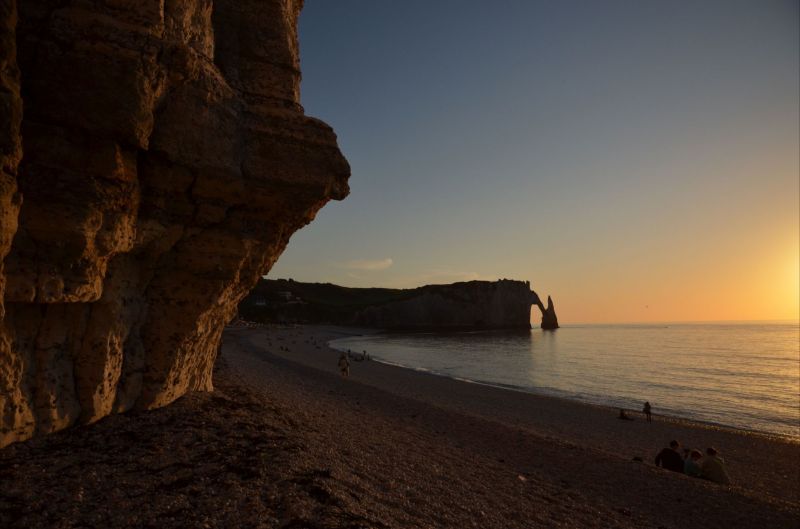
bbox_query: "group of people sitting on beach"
[617,402,732,484]
[655,440,731,484]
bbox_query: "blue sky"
[270,0,800,323]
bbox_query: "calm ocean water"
[330,322,800,438]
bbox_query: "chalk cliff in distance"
[354,280,536,330]
[240,279,558,331]
[532,292,559,330]
[0,0,349,447]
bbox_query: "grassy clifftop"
[238,279,416,324]
[238,278,534,330]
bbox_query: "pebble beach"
[1,324,797,528]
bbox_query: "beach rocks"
[0,0,349,447]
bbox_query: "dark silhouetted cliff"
[240,279,549,330]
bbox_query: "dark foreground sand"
[1,325,798,528]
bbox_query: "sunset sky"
[270,0,800,324]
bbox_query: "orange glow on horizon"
[547,236,800,325]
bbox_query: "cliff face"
[0,0,349,447]
[531,291,559,330]
[354,280,535,330]
[540,296,559,330]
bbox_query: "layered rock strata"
[0,0,349,447]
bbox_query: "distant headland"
[239,279,559,331]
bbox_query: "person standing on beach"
[338,353,350,378]
[701,447,731,484]
[643,401,652,422]
[655,440,684,473]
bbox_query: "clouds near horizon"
[340,258,394,271]
[268,0,800,323]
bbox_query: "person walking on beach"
[655,440,684,473]
[338,353,350,378]
[701,447,731,484]
[643,401,652,422]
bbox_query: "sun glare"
[788,246,800,320]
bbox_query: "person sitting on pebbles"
[338,352,350,378]
[655,440,684,473]
[683,449,703,477]
[701,447,731,484]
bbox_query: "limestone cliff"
[0,0,349,447]
[240,279,559,331]
[531,291,559,330]
[353,280,535,330]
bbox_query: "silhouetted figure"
[684,449,703,477]
[618,409,634,420]
[338,353,350,378]
[643,401,652,422]
[655,440,684,473]
[701,447,731,484]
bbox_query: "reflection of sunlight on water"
[331,322,800,437]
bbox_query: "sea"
[330,322,800,438]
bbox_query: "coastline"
[358,355,800,445]
[352,353,800,445]
[234,325,800,503]
[2,323,798,528]
[325,324,800,442]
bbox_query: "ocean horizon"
[331,321,800,438]
[559,319,800,326]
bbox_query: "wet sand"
[1,324,797,528]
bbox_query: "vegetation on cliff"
[239,278,538,330]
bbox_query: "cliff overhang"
[0,0,349,447]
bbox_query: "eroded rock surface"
[540,295,559,330]
[531,290,559,330]
[0,0,349,447]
